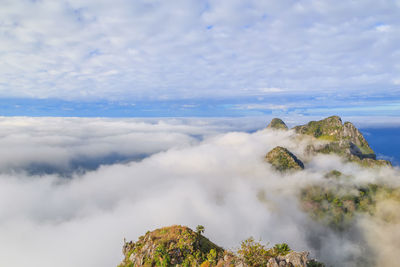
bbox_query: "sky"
[1,0,400,117]
[2,3,400,267]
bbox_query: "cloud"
[375,24,392,32]
[0,0,399,102]
[0,117,399,267]
[233,103,288,110]
[259,87,285,93]
[0,116,261,175]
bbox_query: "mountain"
[118,225,324,267]
[265,146,304,172]
[117,116,397,266]
[263,116,396,230]
[266,118,288,131]
[292,115,391,167]
[266,115,391,168]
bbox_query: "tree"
[196,225,205,235]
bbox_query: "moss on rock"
[119,226,324,267]
[265,146,304,172]
[267,118,288,130]
[119,225,224,267]
[293,116,391,167]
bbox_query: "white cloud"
[0,0,399,100]
[0,117,398,267]
[375,24,392,32]
[0,116,256,174]
[234,103,288,110]
[259,87,285,93]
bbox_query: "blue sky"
[1,0,400,117]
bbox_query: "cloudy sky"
[1,0,400,116]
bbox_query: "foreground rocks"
[118,225,324,267]
[119,225,223,266]
[267,251,309,267]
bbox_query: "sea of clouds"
[0,117,398,267]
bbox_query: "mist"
[0,117,398,267]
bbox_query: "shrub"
[196,225,205,235]
[207,249,217,264]
[237,238,272,266]
[307,259,325,267]
[273,243,291,255]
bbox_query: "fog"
[0,117,398,267]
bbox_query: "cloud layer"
[0,117,399,267]
[1,0,400,102]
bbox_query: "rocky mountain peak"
[292,116,390,167]
[265,146,304,172]
[293,115,344,140]
[119,225,324,267]
[119,225,223,266]
[267,118,288,130]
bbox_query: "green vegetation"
[273,243,291,255]
[293,116,392,167]
[119,225,224,267]
[267,118,288,130]
[300,182,400,230]
[237,238,291,266]
[196,225,205,235]
[324,170,342,179]
[265,146,304,172]
[307,259,326,267]
[206,249,217,264]
[293,116,342,140]
[154,244,171,267]
[120,226,326,267]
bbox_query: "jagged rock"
[267,258,279,267]
[266,146,304,171]
[276,251,309,267]
[267,118,288,130]
[265,251,309,267]
[293,115,343,138]
[294,116,391,167]
[119,226,324,267]
[118,225,223,267]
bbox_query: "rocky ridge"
[266,115,391,168]
[119,225,324,267]
[263,116,397,230]
[117,116,395,266]
[267,118,288,131]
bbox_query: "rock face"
[119,225,223,266]
[293,116,391,167]
[119,225,324,267]
[265,146,304,171]
[267,251,309,267]
[267,118,288,130]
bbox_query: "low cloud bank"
[0,117,398,267]
[0,117,266,175]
